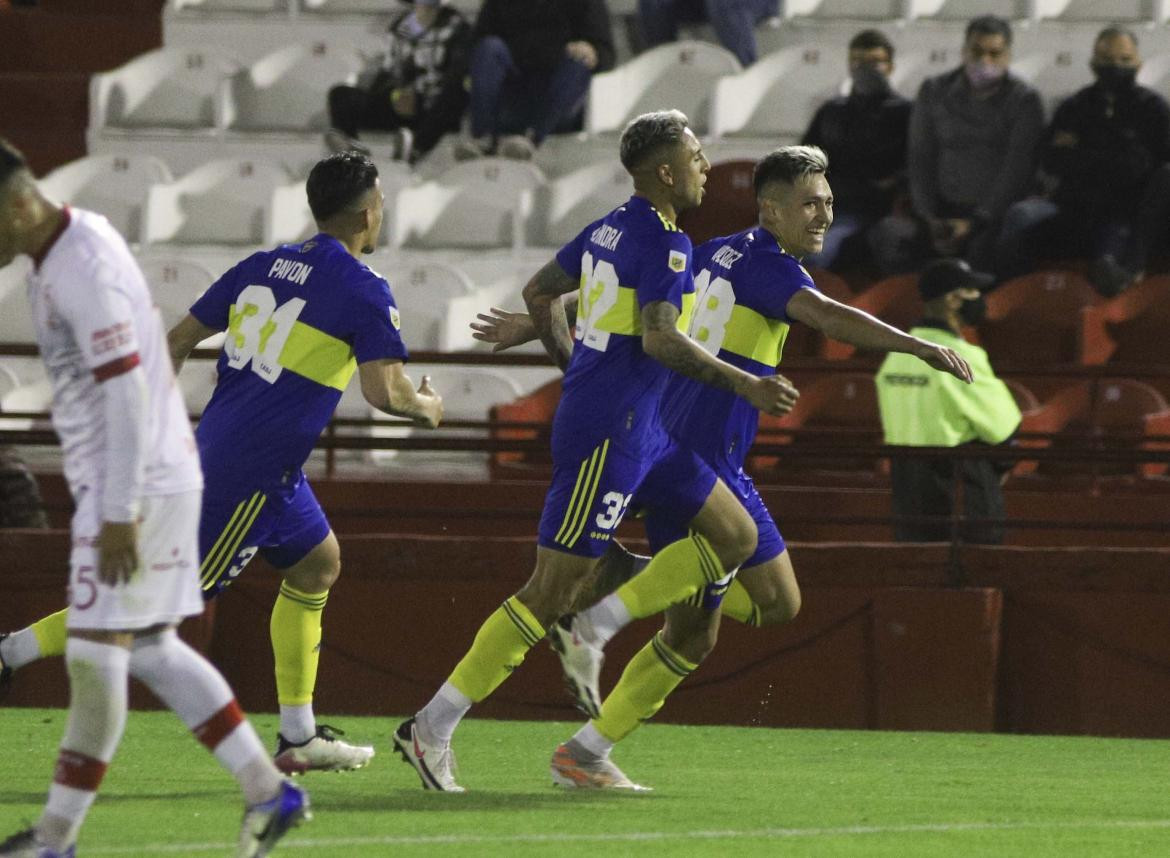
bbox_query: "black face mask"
[851,63,891,98]
[1092,64,1138,92]
[959,295,987,326]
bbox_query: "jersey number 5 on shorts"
[226,285,307,383]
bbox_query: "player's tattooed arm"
[523,260,578,370]
[641,300,800,417]
[166,314,221,374]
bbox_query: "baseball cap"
[917,258,994,301]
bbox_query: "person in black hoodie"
[456,0,615,160]
[325,0,472,164]
[801,29,911,272]
[995,26,1170,294]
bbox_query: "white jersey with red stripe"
[26,207,202,513]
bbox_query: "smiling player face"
[763,172,834,259]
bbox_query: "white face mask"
[965,60,1006,88]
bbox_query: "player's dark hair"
[1096,25,1138,48]
[619,109,691,172]
[753,146,829,198]
[306,152,379,223]
[0,138,28,190]
[965,14,1012,47]
[849,29,895,62]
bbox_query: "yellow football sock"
[32,609,68,658]
[720,580,761,626]
[270,582,328,706]
[614,532,725,620]
[593,632,698,743]
[449,596,545,703]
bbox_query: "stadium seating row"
[91,37,1170,151]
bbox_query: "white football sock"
[417,681,472,747]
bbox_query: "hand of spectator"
[1051,130,1078,148]
[912,340,974,384]
[470,306,537,352]
[566,40,599,70]
[98,520,139,585]
[391,87,417,118]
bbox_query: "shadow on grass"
[323,788,662,813]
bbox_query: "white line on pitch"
[82,818,1170,854]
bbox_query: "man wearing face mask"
[873,15,1043,276]
[995,26,1170,295]
[802,29,911,272]
[876,258,1020,544]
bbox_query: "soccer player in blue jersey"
[394,110,799,792]
[472,145,973,788]
[0,152,443,775]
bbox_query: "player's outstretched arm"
[358,358,443,428]
[785,289,973,383]
[469,295,579,354]
[641,300,799,416]
[167,314,222,374]
[522,261,579,369]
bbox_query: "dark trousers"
[327,78,468,157]
[890,456,1006,544]
[468,36,592,143]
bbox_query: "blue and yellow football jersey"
[190,233,408,487]
[553,196,696,452]
[661,226,816,473]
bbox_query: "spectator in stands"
[995,26,1170,296]
[636,0,779,67]
[325,0,471,164]
[801,29,911,273]
[0,446,48,528]
[871,15,1043,276]
[876,259,1021,544]
[455,0,615,161]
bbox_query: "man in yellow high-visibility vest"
[876,258,1021,543]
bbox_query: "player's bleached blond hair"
[619,110,691,172]
[753,146,829,200]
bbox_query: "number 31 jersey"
[554,196,696,453]
[190,233,408,488]
[661,226,815,475]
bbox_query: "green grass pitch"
[3,709,1170,857]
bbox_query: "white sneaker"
[497,134,536,160]
[392,717,465,792]
[548,615,603,718]
[237,780,310,858]
[550,742,651,791]
[274,724,374,775]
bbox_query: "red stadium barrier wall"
[4,533,1170,737]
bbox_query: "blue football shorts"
[197,470,331,599]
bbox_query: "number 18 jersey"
[190,233,408,488]
[553,196,696,453]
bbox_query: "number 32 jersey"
[190,233,408,488]
[554,196,696,454]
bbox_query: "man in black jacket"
[995,26,1170,294]
[326,0,471,163]
[801,29,911,272]
[456,0,615,160]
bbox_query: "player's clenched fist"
[744,373,800,416]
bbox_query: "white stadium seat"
[529,160,633,247]
[586,41,741,135]
[173,0,288,12]
[90,47,240,131]
[137,257,219,329]
[909,0,1027,20]
[392,160,545,250]
[710,44,847,138]
[228,41,365,132]
[1035,0,1154,22]
[783,0,906,21]
[39,154,173,244]
[176,360,221,416]
[142,158,302,246]
[385,261,476,350]
[1012,47,1093,116]
[300,0,390,12]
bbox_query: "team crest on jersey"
[668,250,687,272]
[389,306,401,329]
